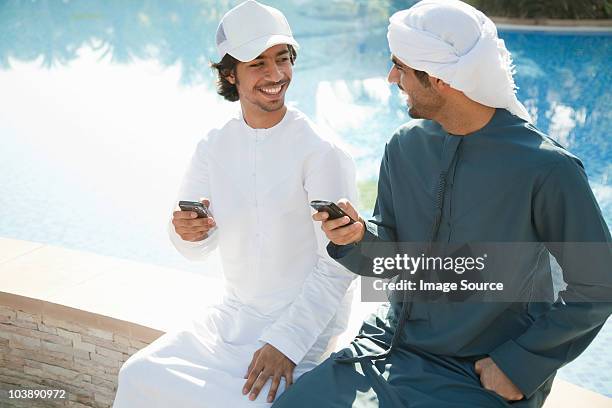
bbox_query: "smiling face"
[226,44,293,116]
[387,55,444,120]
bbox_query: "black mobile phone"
[178,200,211,218]
[310,200,356,224]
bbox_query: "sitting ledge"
[0,238,609,407]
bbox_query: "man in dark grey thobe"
[272,1,612,407]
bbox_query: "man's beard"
[408,105,425,119]
[256,97,285,112]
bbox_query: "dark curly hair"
[210,45,297,102]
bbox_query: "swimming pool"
[0,0,610,397]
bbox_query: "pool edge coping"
[491,17,612,32]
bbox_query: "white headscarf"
[387,0,531,122]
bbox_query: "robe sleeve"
[258,146,358,364]
[168,137,219,260]
[489,154,612,398]
[327,143,401,278]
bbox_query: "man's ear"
[226,72,236,85]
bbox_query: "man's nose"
[265,62,283,82]
[387,66,399,84]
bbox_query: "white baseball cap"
[216,0,299,62]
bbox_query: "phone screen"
[178,201,210,218]
[310,200,355,224]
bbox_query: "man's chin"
[259,98,285,113]
[408,106,423,119]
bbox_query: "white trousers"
[112,302,328,408]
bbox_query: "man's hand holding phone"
[172,198,216,242]
[311,199,365,245]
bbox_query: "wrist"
[355,217,366,244]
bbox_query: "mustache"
[257,80,289,88]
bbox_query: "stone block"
[37,323,58,335]
[0,305,16,315]
[68,401,94,408]
[41,340,90,360]
[102,365,120,376]
[10,319,40,330]
[91,376,115,390]
[23,365,45,377]
[73,340,96,353]
[127,346,141,355]
[42,317,87,334]
[1,322,72,345]
[93,390,115,406]
[40,362,80,380]
[8,333,41,350]
[16,310,42,324]
[80,333,127,354]
[94,346,124,361]
[129,339,150,349]
[56,328,82,344]
[0,313,15,324]
[112,334,130,347]
[12,345,74,366]
[90,352,122,369]
[86,327,113,341]
[73,357,107,377]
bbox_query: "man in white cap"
[112,1,357,407]
[273,0,612,407]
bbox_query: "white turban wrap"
[387,0,531,122]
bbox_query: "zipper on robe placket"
[446,145,461,242]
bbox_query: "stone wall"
[0,292,163,408]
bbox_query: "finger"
[178,229,209,239]
[321,216,352,232]
[267,375,281,403]
[249,371,271,401]
[285,369,294,387]
[173,210,198,219]
[199,197,210,208]
[245,350,260,378]
[327,223,362,242]
[474,361,482,375]
[176,221,215,232]
[176,225,211,237]
[507,393,522,401]
[173,217,215,229]
[337,199,357,218]
[312,211,329,222]
[246,360,254,378]
[180,233,206,242]
[243,365,263,395]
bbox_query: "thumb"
[474,360,483,375]
[337,199,357,219]
[199,197,210,208]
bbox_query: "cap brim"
[227,34,299,62]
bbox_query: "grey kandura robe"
[273,109,612,408]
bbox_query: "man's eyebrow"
[252,50,290,60]
[391,56,403,67]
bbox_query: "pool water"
[0,0,610,397]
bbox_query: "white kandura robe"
[112,107,358,407]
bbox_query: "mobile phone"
[310,200,355,224]
[178,200,211,218]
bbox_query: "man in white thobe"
[112,1,357,407]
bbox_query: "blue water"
[0,0,610,398]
